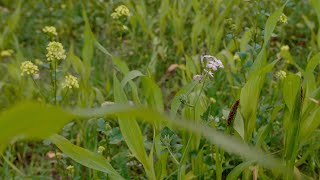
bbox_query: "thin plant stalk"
[30,75,46,100]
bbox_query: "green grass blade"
[121,70,145,88]
[226,161,254,180]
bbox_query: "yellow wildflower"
[20,61,39,76]
[279,13,288,24]
[98,146,106,154]
[276,70,287,80]
[111,5,130,19]
[63,74,79,89]
[281,45,290,52]
[233,54,241,61]
[1,49,14,57]
[42,26,58,36]
[46,41,66,61]
[66,165,74,173]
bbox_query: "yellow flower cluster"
[97,146,106,154]
[276,70,287,80]
[279,13,288,24]
[42,26,58,36]
[1,49,14,57]
[233,54,241,61]
[20,61,39,76]
[111,5,130,19]
[46,41,66,61]
[66,165,74,173]
[281,45,290,52]
[63,74,79,89]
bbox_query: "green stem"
[54,60,57,105]
[166,145,180,166]
[62,88,69,104]
[215,147,223,180]
[30,75,46,100]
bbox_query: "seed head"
[227,100,240,126]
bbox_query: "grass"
[0,0,320,179]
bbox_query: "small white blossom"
[201,55,224,78]
[193,74,202,81]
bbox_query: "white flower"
[201,55,218,64]
[201,55,224,78]
[193,75,202,81]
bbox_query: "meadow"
[0,0,320,179]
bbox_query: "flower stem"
[53,60,57,105]
[30,75,45,100]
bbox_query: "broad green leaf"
[282,74,302,179]
[68,45,86,77]
[241,60,278,141]
[304,53,320,97]
[240,29,252,52]
[0,102,74,152]
[249,5,285,76]
[141,76,164,113]
[263,5,285,47]
[50,134,124,180]
[121,70,145,88]
[283,74,301,112]
[113,74,155,179]
[112,57,130,74]
[233,111,245,140]
[300,109,320,142]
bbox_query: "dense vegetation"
[0,0,320,179]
